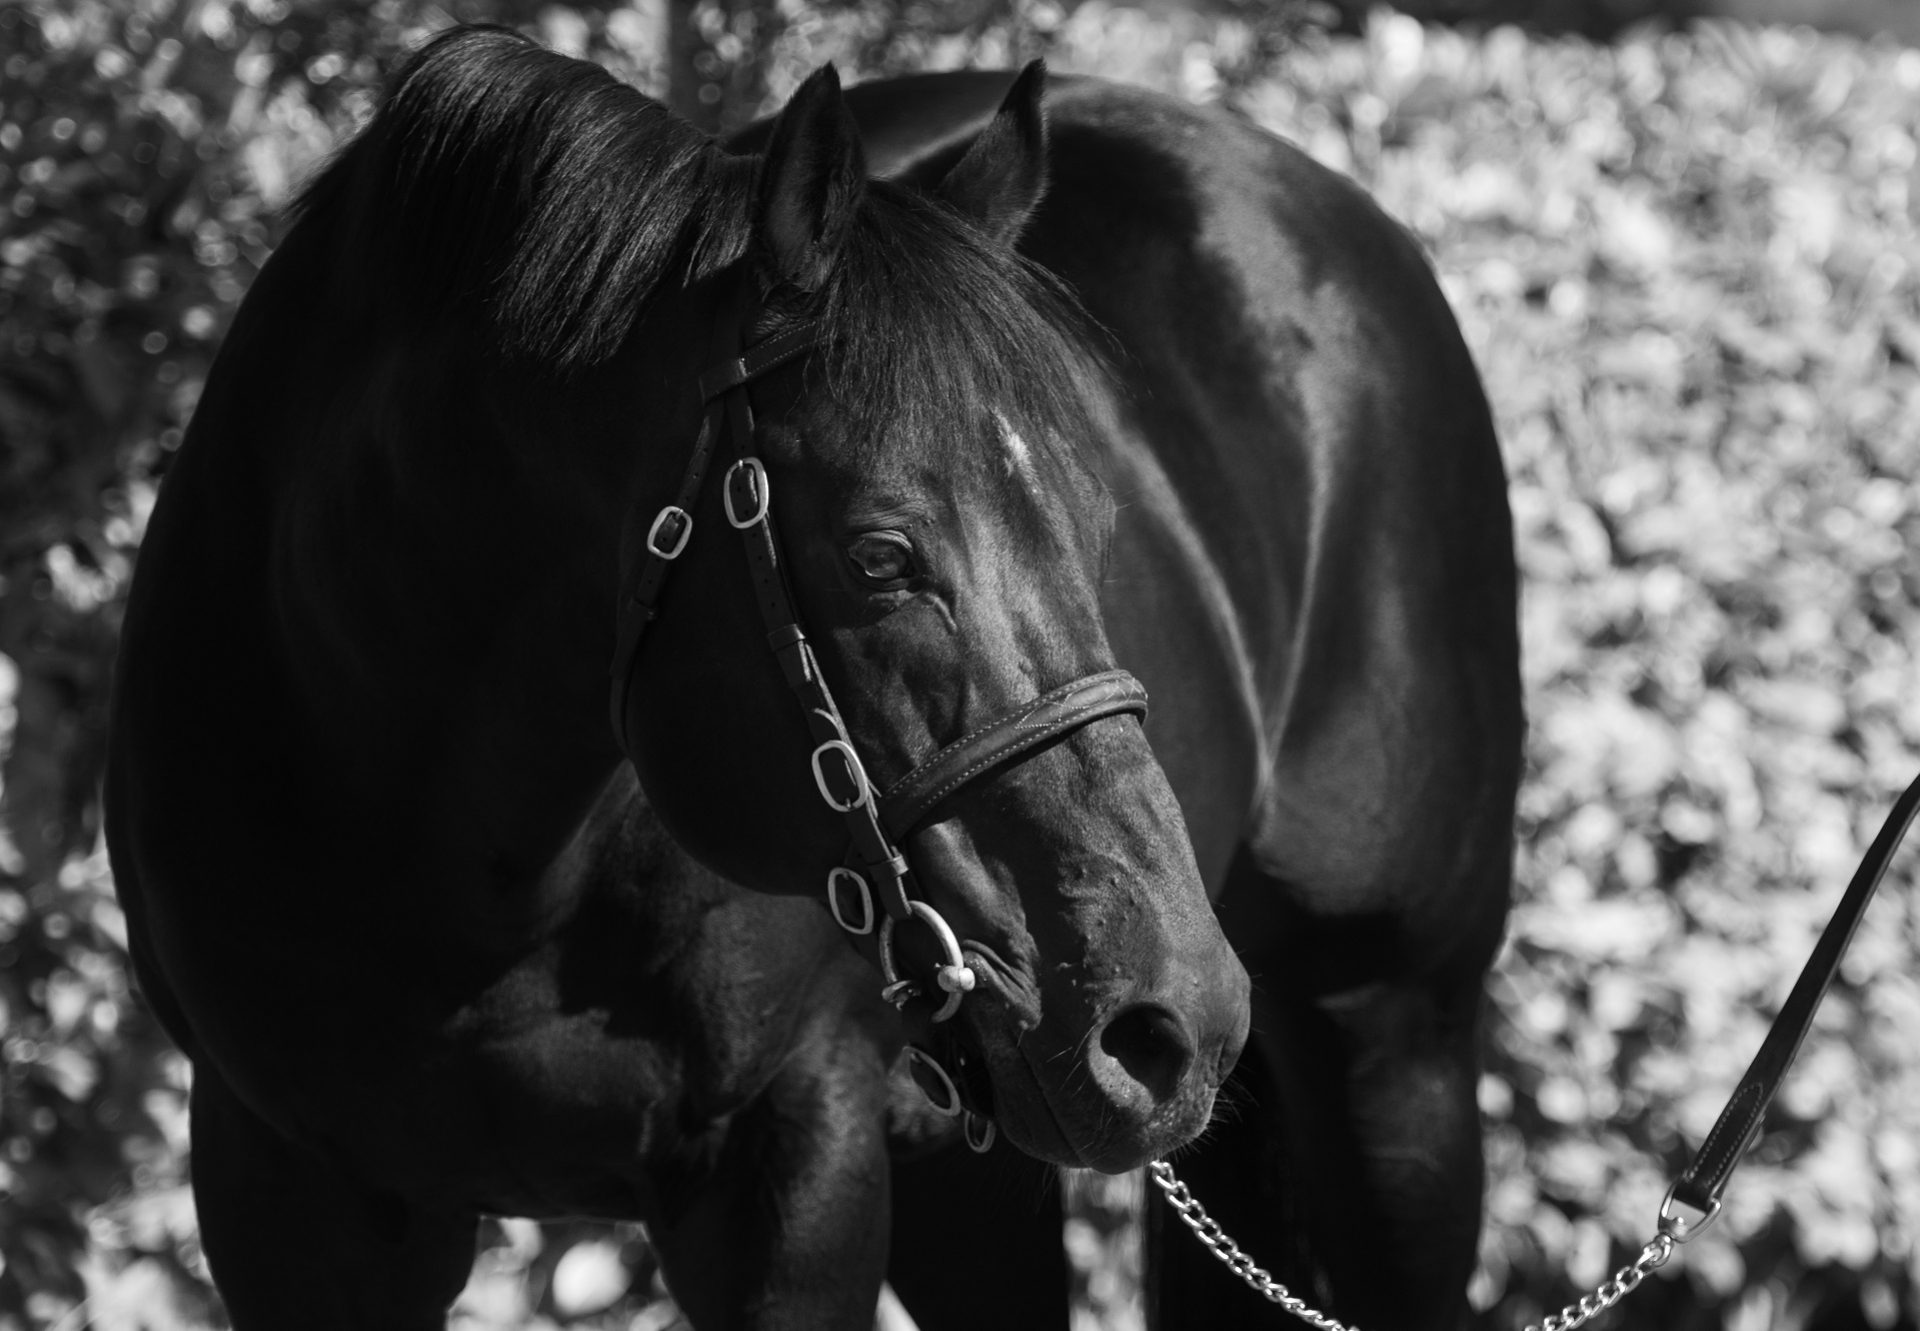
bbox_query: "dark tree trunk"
[667,0,722,135]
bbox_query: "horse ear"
[756,64,867,292]
[937,61,1048,246]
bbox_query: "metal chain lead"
[1522,1234,1674,1331]
[1148,1161,1676,1331]
[1148,1161,1357,1331]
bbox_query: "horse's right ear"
[756,64,867,293]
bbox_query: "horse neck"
[263,320,662,880]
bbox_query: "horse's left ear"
[937,61,1048,246]
[757,64,867,292]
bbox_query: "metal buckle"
[826,867,875,936]
[905,1047,962,1118]
[880,899,975,1023]
[811,739,870,813]
[645,505,692,560]
[964,1112,996,1153]
[724,458,770,529]
[1658,1183,1723,1243]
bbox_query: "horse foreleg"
[650,1016,893,1331]
[189,1066,479,1330]
[1147,968,1486,1331]
[1143,819,1506,1331]
[1287,970,1487,1330]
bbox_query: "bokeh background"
[6,0,1920,1327]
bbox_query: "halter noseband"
[608,265,1148,1035]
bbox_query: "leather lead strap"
[1671,768,1920,1217]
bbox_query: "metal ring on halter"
[723,458,770,528]
[811,739,870,813]
[645,505,692,560]
[826,867,875,936]
[964,1112,996,1153]
[880,899,975,1023]
[904,1047,962,1117]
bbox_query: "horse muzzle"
[921,933,1248,1172]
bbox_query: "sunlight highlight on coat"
[1100,418,1275,812]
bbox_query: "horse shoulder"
[1037,85,1520,938]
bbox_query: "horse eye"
[846,534,916,586]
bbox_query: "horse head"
[615,63,1250,1171]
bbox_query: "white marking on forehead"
[995,411,1035,484]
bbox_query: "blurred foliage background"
[5,0,1920,1327]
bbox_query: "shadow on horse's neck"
[251,228,717,900]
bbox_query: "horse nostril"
[1098,1004,1194,1104]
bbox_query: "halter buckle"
[645,505,693,560]
[724,458,770,529]
[811,739,871,813]
[827,867,875,936]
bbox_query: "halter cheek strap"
[608,264,1148,1026]
[606,295,815,741]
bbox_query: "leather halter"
[608,264,1149,1023]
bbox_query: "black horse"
[105,27,1519,1331]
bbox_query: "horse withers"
[105,26,1518,1331]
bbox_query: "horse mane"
[295,25,750,369]
[297,25,1101,450]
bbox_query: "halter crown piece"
[607,264,1149,1103]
